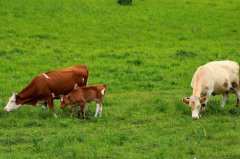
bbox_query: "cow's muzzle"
[192,116,199,120]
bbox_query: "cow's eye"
[11,101,15,103]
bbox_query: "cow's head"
[182,96,207,120]
[4,93,23,112]
[60,95,70,109]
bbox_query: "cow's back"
[45,65,88,95]
[19,65,89,99]
[191,61,239,95]
[71,85,107,101]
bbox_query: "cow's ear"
[200,97,207,104]
[12,92,20,99]
[68,96,71,100]
[12,92,17,96]
[182,97,190,105]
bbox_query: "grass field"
[0,0,240,158]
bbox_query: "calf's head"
[60,95,71,109]
[182,96,206,120]
[4,93,23,112]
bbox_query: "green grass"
[0,0,240,158]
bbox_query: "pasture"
[0,0,240,158]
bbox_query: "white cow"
[182,61,240,120]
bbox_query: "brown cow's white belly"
[36,100,47,106]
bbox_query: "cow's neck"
[16,94,35,105]
[17,83,37,105]
[192,77,202,98]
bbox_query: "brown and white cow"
[4,65,89,117]
[60,84,107,119]
[182,61,240,120]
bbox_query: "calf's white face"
[182,96,206,120]
[4,93,23,112]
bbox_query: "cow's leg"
[42,102,47,112]
[70,106,75,118]
[232,81,240,107]
[235,90,240,107]
[94,99,103,117]
[80,102,86,119]
[99,104,103,117]
[77,106,81,118]
[201,91,212,112]
[77,104,88,117]
[47,98,57,118]
[221,92,229,108]
[94,103,100,118]
[237,98,240,107]
[85,103,89,114]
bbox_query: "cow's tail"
[86,70,89,86]
[102,84,107,90]
[82,65,89,87]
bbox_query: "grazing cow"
[4,65,89,117]
[182,61,240,120]
[60,84,107,119]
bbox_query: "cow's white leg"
[47,98,57,118]
[99,104,102,117]
[221,92,229,108]
[94,104,100,118]
[50,109,57,118]
[42,105,47,112]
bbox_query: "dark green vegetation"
[0,0,240,158]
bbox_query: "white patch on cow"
[52,93,55,98]
[36,100,47,106]
[190,97,201,119]
[61,97,63,102]
[192,109,199,119]
[4,93,23,112]
[43,73,50,79]
[101,89,105,96]
[74,83,78,89]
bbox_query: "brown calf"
[60,84,107,119]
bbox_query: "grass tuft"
[117,0,132,5]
